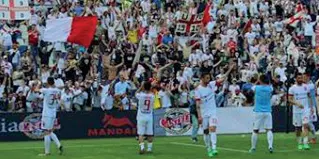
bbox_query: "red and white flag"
[202,2,212,26]
[283,11,305,27]
[43,16,98,48]
[0,0,30,20]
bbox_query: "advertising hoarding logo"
[88,114,136,137]
[0,113,61,139]
[159,109,191,135]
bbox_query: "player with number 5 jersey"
[135,81,155,155]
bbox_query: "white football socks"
[210,132,217,150]
[147,143,153,151]
[203,134,211,151]
[44,135,51,154]
[139,143,145,150]
[267,131,273,149]
[50,132,61,148]
[251,132,258,149]
[303,136,309,144]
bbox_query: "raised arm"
[158,62,173,72]
[144,62,155,71]
[218,64,234,83]
[132,41,143,67]
[190,41,200,49]
[213,59,222,68]
[115,59,124,68]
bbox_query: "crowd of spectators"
[0,0,319,113]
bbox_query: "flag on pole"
[202,3,212,26]
[242,19,252,34]
[283,11,305,27]
[43,16,98,48]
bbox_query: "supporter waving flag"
[43,16,98,47]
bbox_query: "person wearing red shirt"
[28,24,39,68]
[227,37,237,57]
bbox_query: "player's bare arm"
[288,95,304,109]
[196,99,202,124]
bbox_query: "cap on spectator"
[216,75,222,78]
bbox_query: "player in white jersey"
[288,73,313,150]
[194,72,228,157]
[136,81,155,154]
[38,77,63,156]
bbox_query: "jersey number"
[143,100,151,111]
[49,94,59,105]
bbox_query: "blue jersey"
[253,85,273,112]
[307,83,316,108]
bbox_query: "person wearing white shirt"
[9,45,21,68]
[274,19,284,33]
[228,79,240,96]
[188,50,201,67]
[249,0,258,16]
[60,88,74,112]
[101,83,114,111]
[114,75,131,110]
[30,10,40,25]
[141,0,151,13]
[1,56,13,76]
[251,21,261,37]
[226,27,238,42]
[16,83,30,96]
[1,31,13,50]
[303,18,317,46]
[274,63,287,82]
[73,86,87,111]
[245,30,256,45]
[54,76,65,89]
[158,85,173,108]
[148,22,159,39]
[206,19,216,34]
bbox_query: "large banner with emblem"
[0,110,137,141]
[175,13,204,34]
[0,0,30,20]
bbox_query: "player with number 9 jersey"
[135,82,155,154]
[136,92,155,118]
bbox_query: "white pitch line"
[170,142,249,153]
[170,142,319,153]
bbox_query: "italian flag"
[43,16,98,48]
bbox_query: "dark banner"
[0,111,137,141]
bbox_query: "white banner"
[0,0,30,20]
[155,107,256,136]
[217,107,255,134]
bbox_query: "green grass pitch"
[0,133,318,159]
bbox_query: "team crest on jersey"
[159,109,191,135]
[21,114,61,139]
